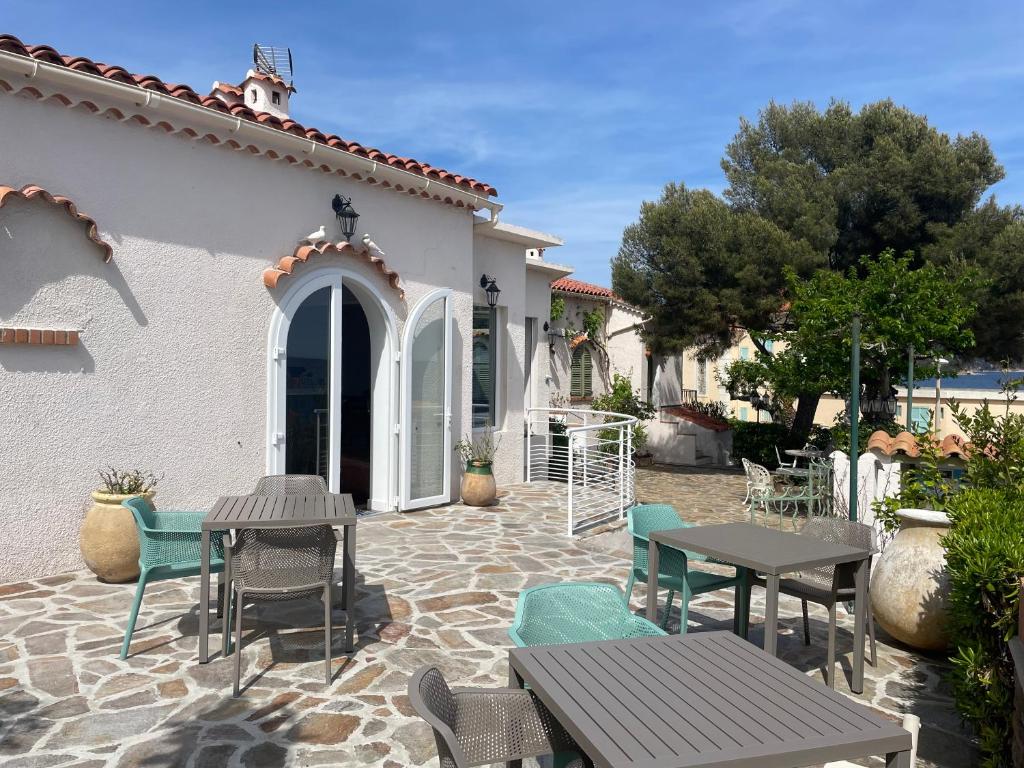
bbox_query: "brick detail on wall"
[0,327,80,346]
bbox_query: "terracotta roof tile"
[263,240,404,299]
[0,183,112,260]
[866,430,969,460]
[552,277,620,300]
[0,34,496,198]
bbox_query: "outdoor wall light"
[332,194,359,241]
[479,274,501,307]
[544,320,562,352]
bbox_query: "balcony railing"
[525,407,638,535]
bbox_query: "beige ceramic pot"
[80,491,152,583]
[870,508,951,651]
[461,462,496,507]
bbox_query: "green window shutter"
[571,346,592,397]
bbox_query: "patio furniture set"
[744,445,835,527]
[409,502,913,768]
[118,474,357,697]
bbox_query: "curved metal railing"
[525,407,639,535]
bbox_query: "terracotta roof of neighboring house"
[662,405,731,433]
[569,332,589,350]
[0,183,111,261]
[866,430,969,460]
[552,277,621,300]
[246,71,294,92]
[0,35,496,197]
[263,240,404,299]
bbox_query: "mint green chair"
[508,582,666,647]
[120,496,225,659]
[626,504,747,634]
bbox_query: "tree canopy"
[612,98,1017,440]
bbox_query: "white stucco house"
[547,278,648,406]
[0,35,569,581]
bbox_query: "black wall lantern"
[332,194,359,241]
[479,274,501,307]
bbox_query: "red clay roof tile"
[551,277,621,300]
[0,34,496,198]
[263,240,404,299]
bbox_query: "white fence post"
[566,432,575,537]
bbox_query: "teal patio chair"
[120,496,226,659]
[508,582,665,647]
[626,504,747,634]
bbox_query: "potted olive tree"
[455,431,500,507]
[80,468,159,582]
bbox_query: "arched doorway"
[266,268,397,512]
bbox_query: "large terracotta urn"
[870,508,951,651]
[80,491,152,582]
[461,462,497,507]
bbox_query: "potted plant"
[455,431,500,506]
[80,468,159,583]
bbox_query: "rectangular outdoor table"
[508,632,912,767]
[646,522,871,693]
[198,493,357,664]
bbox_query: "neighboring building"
[0,36,566,580]
[547,278,647,406]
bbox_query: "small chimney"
[245,44,295,119]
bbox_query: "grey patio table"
[197,493,357,664]
[645,522,871,693]
[508,631,912,767]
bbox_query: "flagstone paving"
[0,470,975,767]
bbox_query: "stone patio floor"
[0,467,976,767]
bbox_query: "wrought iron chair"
[750,516,878,688]
[775,445,797,469]
[252,474,328,495]
[508,582,665,647]
[224,524,337,696]
[408,666,590,768]
[625,504,747,634]
[741,458,773,505]
[120,497,226,659]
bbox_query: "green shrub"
[944,487,1024,767]
[689,400,730,421]
[727,420,789,467]
[592,374,655,454]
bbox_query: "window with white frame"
[472,306,500,428]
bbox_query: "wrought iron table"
[508,632,912,767]
[646,522,871,692]
[197,493,357,663]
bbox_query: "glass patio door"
[400,289,452,509]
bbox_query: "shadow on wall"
[0,196,147,332]
[0,343,95,374]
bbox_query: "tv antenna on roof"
[252,44,293,82]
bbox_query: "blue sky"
[5,1,1023,284]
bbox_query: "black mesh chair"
[253,474,328,495]
[408,666,590,768]
[223,525,336,696]
[752,516,877,688]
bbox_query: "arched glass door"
[400,289,452,509]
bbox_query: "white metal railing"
[525,407,638,535]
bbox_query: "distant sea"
[912,370,1024,390]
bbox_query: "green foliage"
[943,488,1024,767]
[454,430,500,465]
[827,411,901,455]
[950,377,1024,491]
[581,308,604,340]
[612,183,820,356]
[688,400,730,421]
[727,420,790,467]
[98,467,159,495]
[550,295,566,322]
[592,374,656,454]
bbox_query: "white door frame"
[266,267,399,511]
[399,288,453,510]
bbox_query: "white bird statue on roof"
[362,233,386,257]
[302,225,326,244]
